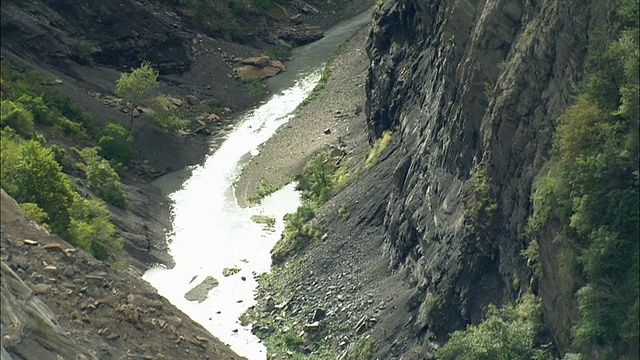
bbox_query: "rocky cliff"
[363,0,608,356]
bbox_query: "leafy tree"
[115,61,159,131]
[3,138,75,235]
[97,123,138,165]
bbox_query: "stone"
[234,65,281,80]
[311,308,326,321]
[241,55,270,67]
[186,95,199,105]
[43,265,57,274]
[167,96,183,106]
[127,294,163,309]
[303,321,320,332]
[31,283,50,295]
[63,266,75,277]
[23,239,38,246]
[323,128,331,134]
[184,276,219,303]
[279,24,323,45]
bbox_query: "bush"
[364,130,392,168]
[17,94,51,125]
[96,123,137,165]
[1,100,35,137]
[20,202,50,228]
[296,153,335,205]
[437,294,552,360]
[271,202,321,264]
[76,147,126,208]
[1,137,75,236]
[529,5,639,355]
[135,96,188,134]
[69,197,122,261]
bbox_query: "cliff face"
[365,0,606,354]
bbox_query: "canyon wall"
[365,0,608,354]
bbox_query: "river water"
[143,12,370,360]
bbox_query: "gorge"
[1,0,638,359]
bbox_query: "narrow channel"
[143,11,371,360]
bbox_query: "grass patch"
[248,178,278,204]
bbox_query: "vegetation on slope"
[438,1,638,359]
[1,60,125,262]
[527,0,639,357]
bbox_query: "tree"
[10,140,75,235]
[96,123,138,165]
[115,61,159,131]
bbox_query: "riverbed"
[143,12,371,360]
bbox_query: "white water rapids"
[142,71,319,360]
[143,11,371,360]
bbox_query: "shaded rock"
[264,296,275,313]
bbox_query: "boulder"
[235,65,281,80]
[279,25,324,45]
[184,276,219,303]
[241,55,270,67]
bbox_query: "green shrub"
[69,197,122,261]
[97,123,137,165]
[271,202,321,264]
[76,147,126,208]
[528,4,639,355]
[296,153,335,205]
[16,94,51,125]
[1,137,75,236]
[1,61,94,139]
[135,96,188,134]
[1,100,35,137]
[20,202,50,228]
[437,294,552,360]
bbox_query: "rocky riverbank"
[235,25,409,359]
[234,27,371,206]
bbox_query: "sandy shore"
[234,27,371,206]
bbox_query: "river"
[143,11,371,360]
